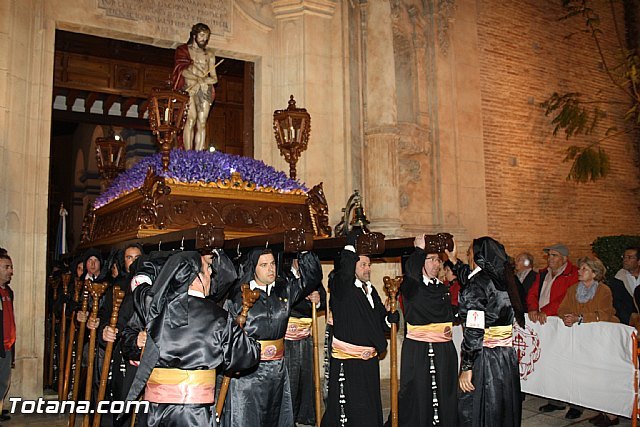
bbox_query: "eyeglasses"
[425,257,442,263]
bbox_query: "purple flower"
[93,150,308,209]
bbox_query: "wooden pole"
[58,273,70,400]
[215,284,260,422]
[47,276,60,388]
[69,286,90,427]
[63,278,84,400]
[383,276,403,427]
[82,282,109,427]
[311,301,322,427]
[93,286,125,427]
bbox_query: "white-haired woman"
[558,257,619,427]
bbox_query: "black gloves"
[387,310,400,324]
[346,227,365,247]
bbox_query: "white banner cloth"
[451,316,636,417]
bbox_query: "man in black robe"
[321,231,398,427]
[221,247,322,427]
[387,234,457,426]
[283,256,327,426]
[125,251,260,427]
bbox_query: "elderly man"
[610,246,640,325]
[322,230,398,427]
[527,244,578,324]
[125,251,260,426]
[514,252,537,312]
[526,243,580,419]
[386,234,457,426]
[0,253,14,422]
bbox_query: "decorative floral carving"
[306,182,332,237]
[438,0,456,56]
[137,167,171,229]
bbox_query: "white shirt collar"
[422,275,441,286]
[468,266,482,279]
[354,278,374,308]
[188,289,205,298]
[250,279,274,296]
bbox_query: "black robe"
[454,258,521,427]
[388,247,457,427]
[284,276,327,426]
[222,250,322,427]
[126,252,260,427]
[322,249,389,427]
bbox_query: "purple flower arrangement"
[93,150,308,209]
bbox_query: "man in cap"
[526,244,578,325]
[526,243,580,418]
[385,234,457,426]
[322,230,399,427]
[125,251,260,426]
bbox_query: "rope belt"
[331,337,377,360]
[259,338,285,361]
[406,322,453,343]
[145,368,216,404]
[285,317,313,341]
[483,325,513,348]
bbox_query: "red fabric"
[447,279,460,306]
[526,261,579,316]
[0,287,15,351]
[171,44,192,91]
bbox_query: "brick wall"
[477,0,639,269]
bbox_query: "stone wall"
[477,0,640,266]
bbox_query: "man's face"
[0,258,13,286]
[355,256,372,282]
[86,256,101,276]
[124,247,142,273]
[195,31,210,49]
[546,250,566,271]
[254,253,276,286]
[622,249,639,272]
[515,255,529,273]
[422,254,441,279]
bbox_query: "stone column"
[0,0,52,398]
[361,0,402,237]
[270,0,348,222]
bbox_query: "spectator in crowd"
[515,252,537,312]
[557,257,619,427]
[0,252,14,423]
[609,247,640,325]
[526,243,580,418]
[443,259,460,318]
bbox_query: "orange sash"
[259,338,285,361]
[331,337,377,360]
[285,317,313,341]
[483,325,513,348]
[145,368,216,404]
[406,322,453,343]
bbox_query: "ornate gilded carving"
[137,167,171,229]
[355,232,386,255]
[283,228,314,253]
[80,206,96,245]
[306,182,332,237]
[83,172,324,246]
[216,171,257,191]
[196,224,225,252]
[437,0,456,56]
